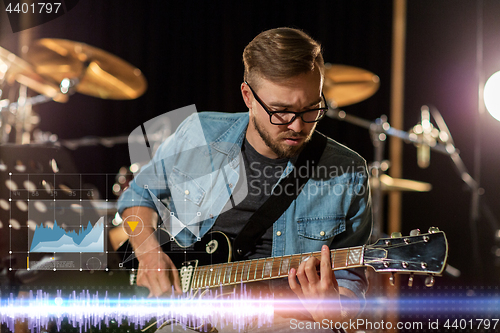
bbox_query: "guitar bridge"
[180,260,198,293]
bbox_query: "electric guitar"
[115,227,447,332]
[117,227,448,293]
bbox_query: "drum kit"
[0,38,147,145]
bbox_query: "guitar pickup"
[180,260,198,293]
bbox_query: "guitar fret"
[210,266,216,287]
[211,265,217,287]
[294,253,303,271]
[278,256,283,277]
[212,266,219,287]
[224,265,232,285]
[208,267,214,287]
[204,266,210,288]
[214,266,221,286]
[249,259,257,281]
[247,261,252,281]
[332,250,336,269]
[217,265,223,286]
[270,257,278,278]
[233,262,239,283]
[263,258,272,279]
[281,256,290,276]
[254,259,260,281]
[242,262,249,282]
[345,248,350,267]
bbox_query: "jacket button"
[184,190,189,195]
[320,231,325,236]
[276,231,282,236]
[209,214,214,218]
[228,183,233,188]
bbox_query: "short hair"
[243,27,324,87]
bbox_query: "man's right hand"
[121,206,182,297]
[135,249,182,297]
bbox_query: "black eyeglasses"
[245,81,328,125]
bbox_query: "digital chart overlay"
[1,171,114,271]
[30,217,104,253]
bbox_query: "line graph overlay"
[25,200,108,271]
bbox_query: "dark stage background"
[1,0,499,288]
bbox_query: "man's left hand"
[288,244,357,322]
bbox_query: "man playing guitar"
[118,27,372,332]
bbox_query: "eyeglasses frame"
[244,81,328,125]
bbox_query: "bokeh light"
[484,70,500,122]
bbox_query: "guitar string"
[367,239,429,250]
[192,239,435,288]
[363,240,436,265]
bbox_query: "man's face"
[243,66,324,159]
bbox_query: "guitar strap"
[232,131,328,260]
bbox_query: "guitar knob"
[408,274,414,287]
[428,227,440,234]
[391,232,402,238]
[410,229,421,236]
[389,273,395,286]
[425,275,435,287]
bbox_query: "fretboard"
[190,246,364,291]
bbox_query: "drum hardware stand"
[14,84,32,144]
[327,106,456,240]
[328,104,500,279]
[369,116,389,240]
[0,93,65,144]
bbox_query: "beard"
[251,115,315,159]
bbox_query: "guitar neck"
[190,246,364,291]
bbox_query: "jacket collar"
[210,113,249,168]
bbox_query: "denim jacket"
[118,110,372,301]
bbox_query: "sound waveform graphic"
[1,289,500,332]
[30,217,104,253]
[0,289,275,332]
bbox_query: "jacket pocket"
[169,167,206,206]
[297,215,346,241]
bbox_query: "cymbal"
[370,174,432,192]
[0,46,68,102]
[323,64,380,107]
[26,39,147,100]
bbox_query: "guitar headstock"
[364,227,448,286]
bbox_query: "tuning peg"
[425,275,435,287]
[428,227,440,234]
[391,232,402,238]
[408,274,414,287]
[410,229,421,236]
[389,273,395,286]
